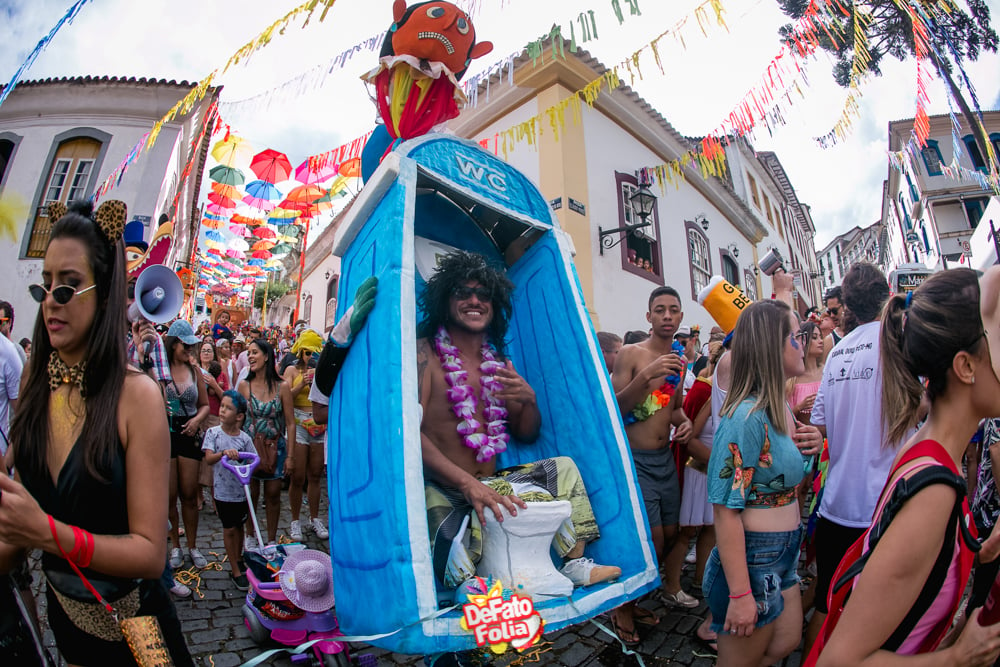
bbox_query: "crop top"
[708,398,804,510]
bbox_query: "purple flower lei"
[432,326,510,463]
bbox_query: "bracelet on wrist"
[729,589,752,600]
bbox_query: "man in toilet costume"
[417,251,620,591]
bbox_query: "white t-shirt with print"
[812,321,899,528]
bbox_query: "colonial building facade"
[0,75,218,340]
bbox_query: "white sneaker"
[309,517,329,540]
[289,520,302,541]
[189,548,208,569]
[170,579,192,598]
[685,545,697,564]
[559,558,621,587]
[169,547,184,569]
[244,536,258,553]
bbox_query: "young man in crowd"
[821,285,846,362]
[610,286,694,644]
[597,331,623,375]
[804,263,896,656]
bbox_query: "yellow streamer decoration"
[146,0,337,151]
[814,4,872,145]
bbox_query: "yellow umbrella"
[211,136,254,167]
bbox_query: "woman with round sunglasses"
[0,200,192,665]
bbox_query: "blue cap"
[166,319,200,345]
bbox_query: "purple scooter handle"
[221,451,259,484]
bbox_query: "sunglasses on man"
[28,283,97,305]
[451,285,492,301]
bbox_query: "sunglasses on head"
[29,283,97,305]
[451,285,492,302]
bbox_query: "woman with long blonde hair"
[705,299,821,666]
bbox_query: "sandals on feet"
[693,629,718,654]
[608,613,640,647]
[632,606,660,627]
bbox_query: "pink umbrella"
[250,149,293,184]
[241,195,277,211]
[229,224,250,237]
[221,261,240,272]
[225,248,245,259]
[206,203,233,216]
[294,158,338,185]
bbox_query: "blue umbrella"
[204,230,225,242]
[203,212,226,220]
[245,180,282,201]
[247,258,265,266]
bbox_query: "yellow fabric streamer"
[145,0,337,152]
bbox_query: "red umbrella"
[208,192,237,208]
[207,248,224,257]
[252,226,277,240]
[250,149,292,184]
[251,249,273,260]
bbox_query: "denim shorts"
[703,525,802,633]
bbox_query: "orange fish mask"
[383,0,493,79]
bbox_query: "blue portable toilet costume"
[326,133,659,655]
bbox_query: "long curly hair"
[417,251,514,354]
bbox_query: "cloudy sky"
[3,0,1000,248]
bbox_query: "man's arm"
[614,346,684,413]
[669,373,692,443]
[495,360,540,442]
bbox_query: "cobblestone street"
[29,481,806,666]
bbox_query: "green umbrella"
[209,165,245,187]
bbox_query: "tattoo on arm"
[417,340,430,396]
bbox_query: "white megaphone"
[128,264,184,324]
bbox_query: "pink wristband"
[729,589,752,599]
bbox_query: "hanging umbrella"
[225,248,245,259]
[268,208,301,222]
[277,234,298,244]
[201,218,225,229]
[251,249,272,260]
[270,243,294,256]
[276,224,300,237]
[210,182,242,199]
[294,158,338,185]
[211,138,254,168]
[207,248,224,257]
[264,265,281,272]
[250,149,293,183]
[229,224,250,237]
[242,277,257,285]
[247,258,265,267]
[252,227,277,240]
[204,230,224,242]
[242,195,277,212]
[203,211,226,220]
[228,238,249,251]
[221,261,240,272]
[251,239,276,251]
[285,184,325,204]
[230,213,262,226]
[245,180,282,201]
[203,239,225,250]
[208,165,245,188]
[198,279,209,286]
[208,192,237,208]
[339,158,361,178]
[206,203,232,216]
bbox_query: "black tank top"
[20,434,134,591]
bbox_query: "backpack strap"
[831,446,978,653]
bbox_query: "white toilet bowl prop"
[477,500,574,599]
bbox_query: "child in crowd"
[202,390,256,590]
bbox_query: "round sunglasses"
[28,283,96,305]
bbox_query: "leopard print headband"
[47,200,127,246]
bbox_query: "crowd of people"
[2,198,1000,667]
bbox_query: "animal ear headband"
[47,200,128,245]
